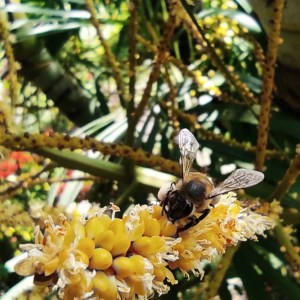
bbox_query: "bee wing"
[209,168,264,198]
[178,129,200,181]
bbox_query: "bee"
[158,128,264,232]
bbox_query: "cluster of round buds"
[15,193,273,299]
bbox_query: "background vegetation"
[0,0,300,299]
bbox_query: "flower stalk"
[269,148,300,201]
[0,11,20,106]
[131,0,179,128]
[15,193,273,299]
[0,131,181,176]
[85,0,126,107]
[255,0,285,171]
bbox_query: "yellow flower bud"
[69,220,85,238]
[75,250,89,266]
[99,214,112,227]
[94,229,115,251]
[112,257,134,278]
[132,236,154,256]
[77,237,95,258]
[85,217,107,240]
[150,236,165,251]
[110,234,131,257]
[133,236,164,256]
[144,218,160,237]
[129,222,145,241]
[152,205,163,219]
[153,266,167,281]
[44,256,59,276]
[158,217,177,236]
[89,248,113,270]
[109,218,126,235]
[63,224,75,248]
[58,248,69,267]
[93,271,118,299]
[129,255,145,274]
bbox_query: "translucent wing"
[178,129,200,181]
[209,168,264,198]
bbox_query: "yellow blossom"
[15,193,273,299]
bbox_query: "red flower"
[0,159,18,178]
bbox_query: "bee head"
[165,190,193,222]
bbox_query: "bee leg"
[178,209,210,232]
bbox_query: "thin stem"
[0,11,20,106]
[159,101,283,160]
[85,0,126,107]
[202,245,240,299]
[269,149,300,201]
[131,3,178,129]
[255,0,285,171]
[178,0,255,105]
[0,132,181,176]
[126,0,139,146]
[0,175,96,199]
[115,179,139,206]
[163,65,180,131]
[273,222,300,273]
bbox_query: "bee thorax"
[183,180,206,202]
